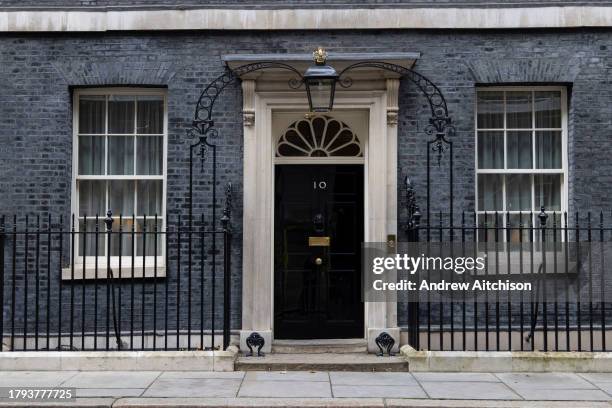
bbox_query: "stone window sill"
[61,266,166,280]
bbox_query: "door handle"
[314,257,323,266]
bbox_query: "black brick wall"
[0,28,611,336]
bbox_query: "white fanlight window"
[475,87,568,241]
[73,88,166,268]
[276,115,363,158]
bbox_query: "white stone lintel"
[1,7,611,32]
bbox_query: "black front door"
[274,164,364,339]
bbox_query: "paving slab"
[329,371,417,386]
[332,384,427,398]
[583,381,612,395]
[245,371,329,382]
[496,372,596,390]
[0,398,115,407]
[159,371,245,379]
[113,397,385,407]
[413,372,500,382]
[386,400,611,407]
[63,371,160,389]
[419,381,522,400]
[238,380,332,398]
[513,388,611,401]
[580,373,612,383]
[143,378,241,398]
[0,371,78,387]
[75,388,144,397]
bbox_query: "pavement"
[2,371,612,407]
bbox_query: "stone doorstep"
[271,339,368,354]
[235,352,409,372]
[400,345,612,372]
[0,346,239,371]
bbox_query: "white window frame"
[70,88,167,275]
[474,86,569,235]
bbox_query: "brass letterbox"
[308,236,331,247]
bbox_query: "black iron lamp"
[303,47,339,112]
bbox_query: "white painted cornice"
[0,6,611,32]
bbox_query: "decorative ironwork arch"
[188,59,456,228]
[190,60,455,146]
[188,62,305,223]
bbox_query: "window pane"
[109,180,135,216]
[136,136,163,175]
[78,136,105,175]
[535,174,561,211]
[108,96,135,134]
[477,131,504,169]
[79,219,105,257]
[110,218,134,257]
[78,96,105,134]
[506,91,532,129]
[536,130,562,169]
[137,180,163,216]
[506,174,532,211]
[506,131,532,169]
[477,91,504,129]
[137,96,164,134]
[477,214,503,242]
[507,214,533,243]
[78,180,105,217]
[107,136,134,175]
[478,174,503,211]
[136,219,162,256]
[535,91,561,128]
[542,212,563,242]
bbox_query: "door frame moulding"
[240,85,401,353]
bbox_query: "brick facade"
[1,28,611,336]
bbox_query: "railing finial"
[538,206,548,227]
[104,210,114,231]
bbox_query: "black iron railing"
[404,209,612,352]
[0,212,232,352]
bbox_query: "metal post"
[405,177,421,349]
[105,211,111,350]
[105,211,121,350]
[0,216,5,349]
[221,183,232,350]
[539,207,548,351]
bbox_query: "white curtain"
[136,136,163,175]
[506,91,532,129]
[506,174,531,211]
[478,131,503,169]
[535,91,561,128]
[78,96,105,134]
[108,96,135,134]
[477,91,504,129]
[108,136,134,175]
[506,131,532,169]
[536,131,562,169]
[478,174,503,211]
[137,97,164,134]
[536,174,561,211]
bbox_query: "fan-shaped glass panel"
[276,115,362,158]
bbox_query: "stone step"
[271,339,367,354]
[235,352,408,372]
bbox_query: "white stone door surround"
[234,53,416,353]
